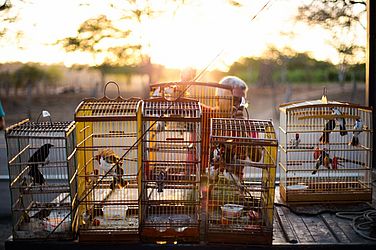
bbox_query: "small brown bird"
[95,149,128,189]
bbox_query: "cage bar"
[74,83,142,242]
[6,119,76,240]
[140,97,201,243]
[206,118,277,245]
[150,81,235,174]
[279,98,373,203]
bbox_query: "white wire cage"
[6,119,76,240]
[279,98,373,203]
[140,97,201,243]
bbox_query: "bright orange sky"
[0,0,366,71]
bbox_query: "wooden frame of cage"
[74,92,142,242]
[279,101,373,203]
[205,118,278,245]
[150,81,235,175]
[6,118,76,240]
[139,97,202,243]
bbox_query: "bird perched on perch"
[31,203,55,220]
[319,116,336,144]
[156,170,167,193]
[332,107,347,136]
[27,143,54,186]
[290,133,301,148]
[312,149,331,174]
[95,149,127,189]
[349,118,363,146]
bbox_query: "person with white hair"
[218,76,248,118]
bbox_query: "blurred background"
[0,0,368,247]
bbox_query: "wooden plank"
[320,213,351,243]
[333,215,371,243]
[273,215,287,243]
[300,215,337,243]
[280,206,315,243]
[274,206,297,243]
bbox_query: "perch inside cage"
[140,97,201,243]
[279,97,373,203]
[206,118,277,245]
[74,82,142,241]
[6,118,76,240]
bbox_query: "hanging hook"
[36,110,52,123]
[104,81,121,99]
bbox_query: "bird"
[313,146,321,160]
[290,133,301,148]
[349,118,363,146]
[156,170,167,193]
[95,149,128,190]
[31,204,55,220]
[319,117,336,144]
[332,107,347,136]
[27,143,54,186]
[312,149,331,174]
[331,155,343,170]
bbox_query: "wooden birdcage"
[150,82,235,174]
[6,117,76,240]
[206,118,277,245]
[140,97,201,243]
[74,82,142,241]
[279,96,373,203]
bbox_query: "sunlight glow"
[0,0,366,70]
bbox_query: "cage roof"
[279,98,372,112]
[142,97,201,119]
[75,97,142,121]
[6,119,75,138]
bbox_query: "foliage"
[295,0,366,65]
[228,48,365,85]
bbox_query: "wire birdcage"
[279,96,373,203]
[6,117,76,240]
[206,118,277,245]
[74,82,142,241]
[150,81,235,174]
[140,97,201,243]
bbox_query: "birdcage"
[6,116,76,240]
[74,82,142,241]
[140,97,201,243]
[206,118,277,245]
[279,96,373,203]
[150,81,235,174]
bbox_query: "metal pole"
[366,0,376,169]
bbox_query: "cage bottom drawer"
[141,227,200,243]
[206,230,272,245]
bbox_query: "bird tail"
[349,136,359,146]
[319,132,330,144]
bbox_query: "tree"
[56,14,140,94]
[295,0,367,87]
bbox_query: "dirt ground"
[0,82,366,128]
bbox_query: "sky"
[0,0,367,71]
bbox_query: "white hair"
[217,76,248,98]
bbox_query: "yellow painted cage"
[206,118,277,245]
[140,97,201,243]
[150,81,235,174]
[279,97,373,203]
[74,82,142,241]
[6,118,76,240]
